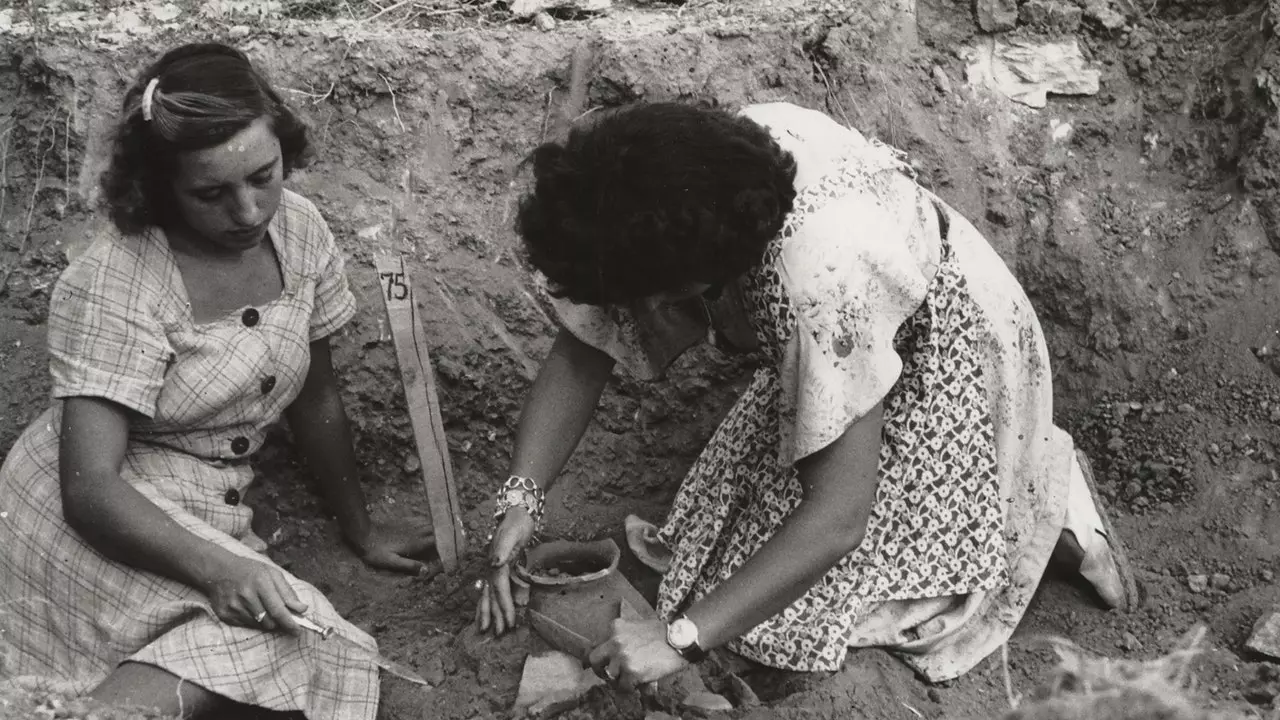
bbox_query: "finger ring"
[474,579,487,591]
[254,611,268,623]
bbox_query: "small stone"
[1118,631,1140,651]
[1084,0,1126,30]
[1263,569,1275,583]
[928,688,943,703]
[1208,443,1221,455]
[1247,611,1280,659]
[404,455,421,473]
[228,24,250,38]
[1178,403,1194,413]
[679,691,734,716]
[1188,574,1209,593]
[533,11,556,31]
[1211,573,1232,591]
[932,66,952,94]
[423,656,446,686]
[975,0,1018,32]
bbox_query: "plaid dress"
[0,190,380,719]
[547,103,1072,681]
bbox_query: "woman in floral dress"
[0,43,431,718]
[475,101,1132,686]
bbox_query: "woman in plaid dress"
[0,44,431,718]
[475,102,1133,687]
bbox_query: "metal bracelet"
[493,475,546,536]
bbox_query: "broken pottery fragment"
[517,538,655,661]
[965,37,1100,108]
[513,650,605,717]
[1247,610,1280,659]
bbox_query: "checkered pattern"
[0,190,376,718]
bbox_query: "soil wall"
[5,1,1280,718]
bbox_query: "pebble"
[1117,631,1140,651]
[1247,610,1280,659]
[931,66,953,94]
[1177,403,1194,413]
[679,691,734,716]
[1264,569,1276,583]
[423,656,446,686]
[1188,574,1209,593]
[1210,573,1232,591]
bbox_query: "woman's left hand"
[355,519,435,574]
[588,617,688,691]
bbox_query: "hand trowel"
[295,615,432,687]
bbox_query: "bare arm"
[284,338,371,551]
[681,402,884,650]
[60,397,305,632]
[508,327,616,489]
[478,327,615,633]
[59,396,237,592]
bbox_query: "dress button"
[241,308,260,327]
[231,436,250,455]
[224,488,241,506]
[260,375,277,395]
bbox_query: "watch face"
[504,490,524,506]
[667,618,698,649]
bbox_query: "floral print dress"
[548,103,1078,682]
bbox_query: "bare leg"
[90,661,222,719]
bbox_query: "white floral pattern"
[547,102,1076,682]
[651,165,1006,671]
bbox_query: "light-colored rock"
[1084,0,1126,30]
[975,0,1018,32]
[1187,574,1208,593]
[533,11,556,31]
[151,3,182,21]
[1247,610,1280,659]
[932,66,953,95]
[965,37,1101,108]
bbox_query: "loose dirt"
[3,1,1280,718]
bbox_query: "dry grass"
[997,626,1238,720]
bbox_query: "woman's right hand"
[205,553,308,635]
[476,507,536,635]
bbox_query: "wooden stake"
[375,254,466,571]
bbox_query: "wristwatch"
[666,616,708,663]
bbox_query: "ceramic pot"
[515,538,623,660]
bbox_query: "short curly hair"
[516,102,797,306]
[100,42,312,236]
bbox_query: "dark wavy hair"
[517,102,797,306]
[100,42,312,236]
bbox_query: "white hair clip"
[141,77,160,122]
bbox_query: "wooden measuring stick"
[375,255,467,572]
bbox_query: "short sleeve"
[547,284,708,381]
[308,218,357,342]
[48,250,172,418]
[775,171,941,465]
